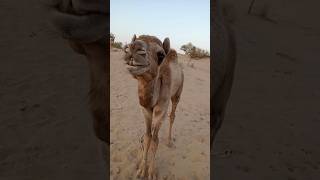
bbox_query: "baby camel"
[123,35,184,179]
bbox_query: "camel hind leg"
[168,85,183,147]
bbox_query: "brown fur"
[124,35,184,179]
[137,35,163,47]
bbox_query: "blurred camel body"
[48,0,108,143]
[123,35,184,179]
[47,0,108,168]
[211,0,237,148]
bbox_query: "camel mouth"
[48,4,108,43]
[126,58,149,67]
[125,59,150,75]
[52,4,107,17]
[126,65,149,76]
[50,5,108,22]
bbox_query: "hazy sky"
[110,0,210,53]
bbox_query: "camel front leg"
[137,107,153,178]
[168,100,178,147]
[148,103,169,180]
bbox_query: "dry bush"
[112,42,123,49]
[110,33,123,49]
[181,42,210,59]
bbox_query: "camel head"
[123,34,170,77]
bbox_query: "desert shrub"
[112,42,123,49]
[110,33,123,49]
[180,42,210,59]
[110,33,115,42]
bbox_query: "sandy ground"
[2,0,320,180]
[0,0,107,179]
[110,49,210,179]
[212,0,320,179]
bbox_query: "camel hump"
[165,49,178,62]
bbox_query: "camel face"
[48,0,108,43]
[124,40,151,76]
[123,35,167,77]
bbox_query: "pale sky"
[110,0,210,53]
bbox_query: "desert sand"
[110,49,210,179]
[1,0,320,180]
[212,0,320,179]
[0,0,107,179]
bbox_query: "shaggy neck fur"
[136,69,161,108]
[71,41,108,143]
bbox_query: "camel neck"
[85,45,107,96]
[136,73,161,108]
[86,48,108,143]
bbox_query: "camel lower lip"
[128,64,145,67]
[49,8,108,42]
[126,64,146,68]
[52,8,107,20]
[126,64,148,71]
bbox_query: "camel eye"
[123,44,130,53]
[157,52,165,65]
[124,47,130,53]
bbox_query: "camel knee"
[142,133,152,149]
[143,133,152,142]
[150,135,159,153]
[152,134,159,142]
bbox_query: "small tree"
[181,43,210,59]
[180,42,194,55]
[112,42,123,49]
[110,33,123,49]
[110,33,115,42]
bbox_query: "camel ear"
[163,37,170,54]
[131,34,137,42]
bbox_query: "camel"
[211,0,237,149]
[46,0,109,162]
[123,35,184,179]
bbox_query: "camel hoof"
[136,161,147,178]
[136,168,147,178]
[166,141,176,148]
[148,166,158,180]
